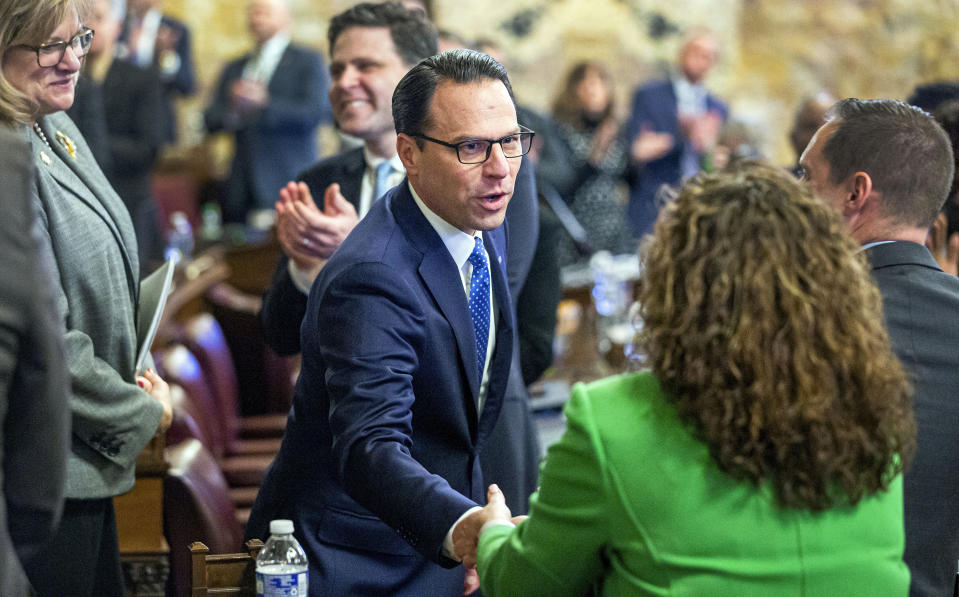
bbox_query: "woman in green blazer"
[454,163,915,596]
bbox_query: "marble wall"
[161,0,959,165]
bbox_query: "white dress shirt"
[242,33,290,85]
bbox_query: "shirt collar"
[407,181,481,269]
[363,146,405,175]
[859,240,897,252]
[258,32,290,60]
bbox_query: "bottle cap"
[269,519,294,535]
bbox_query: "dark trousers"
[24,497,124,597]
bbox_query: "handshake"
[452,484,529,593]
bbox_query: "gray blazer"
[28,112,162,499]
[0,127,69,597]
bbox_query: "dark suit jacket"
[480,160,542,515]
[0,128,69,597]
[866,241,959,597]
[69,60,165,266]
[204,42,331,223]
[119,14,196,143]
[624,78,728,237]
[99,60,164,211]
[247,181,514,595]
[66,75,111,174]
[258,152,544,517]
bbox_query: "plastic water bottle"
[256,520,308,597]
[164,211,194,264]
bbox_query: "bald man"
[204,0,332,224]
[625,30,728,237]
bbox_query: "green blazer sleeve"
[477,381,611,596]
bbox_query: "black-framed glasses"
[18,27,95,68]
[415,126,535,164]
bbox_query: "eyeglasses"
[414,126,535,164]
[18,28,95,68]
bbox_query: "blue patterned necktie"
[468,237,491,382]
[372,161,393,203]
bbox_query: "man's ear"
[845,171,873,217]
[396,133,419,177]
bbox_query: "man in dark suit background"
[118,0,196,144]
[625,29,728,237]
[70,0,165,267]
[800,97,959,597]
[0,128,69,596]
[247,49,529,595]
[204,0,331,224]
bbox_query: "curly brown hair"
[638,161,915,511]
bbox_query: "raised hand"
[631,124,674,163]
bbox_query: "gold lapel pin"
[55,130,77,160]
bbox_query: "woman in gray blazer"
[0,0,173,594]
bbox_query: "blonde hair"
[639,161,915,510]
[0,0,92,124]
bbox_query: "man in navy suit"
[800,98,959,597]
[625,30,728,237]
[204,0,331,224]
[119,0,196,144]
[247,49,529,595]
[259,2,543,517]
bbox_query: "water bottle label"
[256,571,308,596]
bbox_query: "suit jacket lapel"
[476,231,514,438]
[35,116,138,301]
[389,184,484,412]
[339,149,365,210]
[267,45,294,94]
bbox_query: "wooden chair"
[189,539,264,597]
[165,439,245,596]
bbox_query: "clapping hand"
[682,110,723,154]
[631,124,674,163]
[276,181,360,283]
[230,79,269,115]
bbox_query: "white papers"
[135,257,176,373]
